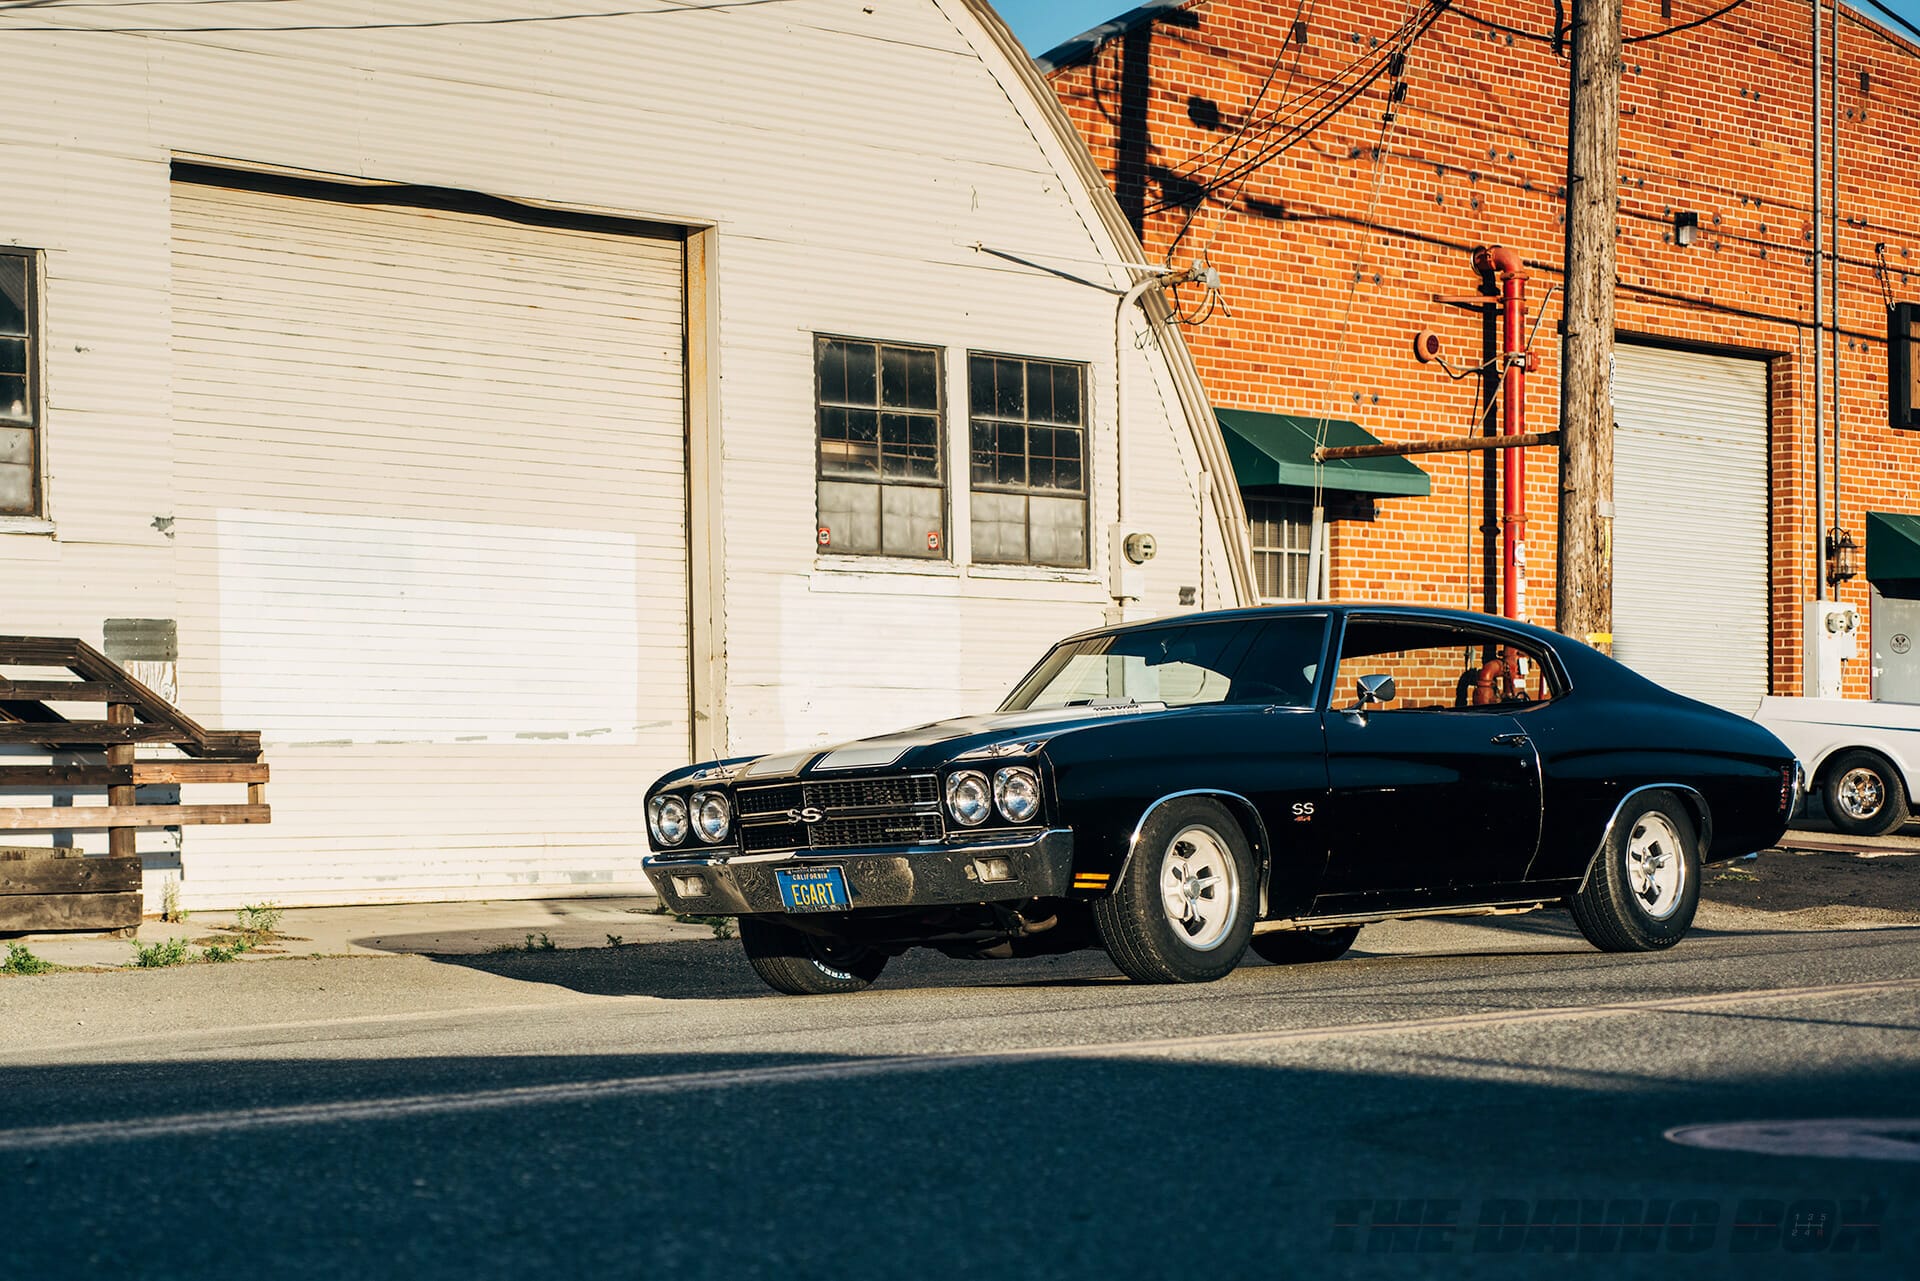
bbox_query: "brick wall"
[1046,0,1920,698]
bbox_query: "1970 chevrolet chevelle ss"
[645,605,1799,994]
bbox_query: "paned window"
[0,251,39,517]
[1248,498,1313,600]
[967,354,1088,568]
[815,336,946,558]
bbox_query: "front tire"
[738,916,887,995]
[1569,792,1701,952]
[1821,749,1909,837]
[1094,798,1257,983]
[1249,925,1360,965]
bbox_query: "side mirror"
[1355,674,1396,707]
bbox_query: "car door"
[1314,616,1545,901]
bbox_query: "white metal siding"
[1612,342,1770,712]
[169,179,688,903]
[3,0,1246,906]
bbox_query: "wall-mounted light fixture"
[1827,526,1858,586]
[1673,211,1699,248]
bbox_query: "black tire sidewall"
[1097,797,1258,982]
[1575,793,1700,950]
[1822,750,1908,837]
[1248,924,1360,965]
[738,916,884,995]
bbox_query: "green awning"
[1215,408,1431,499]
[1867,511,1920,582]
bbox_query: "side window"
[815,336,945,558]
[0,250,39,517]
[1331,619,1558,712]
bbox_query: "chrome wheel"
[1158,824,1241,952]
[1836,767,1887,822]
[1626,811,1687,920]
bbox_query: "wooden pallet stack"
[0,636,268,933]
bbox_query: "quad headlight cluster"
[648,790,732,847]
[944,766,1041,827]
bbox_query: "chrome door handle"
[1490,732,1530,746]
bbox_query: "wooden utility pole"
[1555,0,1623,649]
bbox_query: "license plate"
[776,866,850,913]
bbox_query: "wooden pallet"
[0,846,142,933]
[0,637,268,931]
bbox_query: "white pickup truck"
[1754,696,1920,836]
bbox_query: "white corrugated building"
[1,0,1255,908]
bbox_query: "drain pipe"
[1113,263,1210,614]
[1473,244,1533,623]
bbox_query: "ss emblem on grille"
[785,806,825,824]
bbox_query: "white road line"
[3,976,1915,1152]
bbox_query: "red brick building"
[1042,0,1920,709]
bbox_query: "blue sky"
[994,0,1920,57]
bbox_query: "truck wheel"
[738,916,886,995]
[1094,797,1256,983]
[1569,792,1700,952]
[1821,749,1909,837]
[1249,925,1360,965]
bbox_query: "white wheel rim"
[1158,823,1240,952]
[1626,812,1687,920]
[1836,768,1886,821]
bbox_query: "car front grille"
[734,773,945,852]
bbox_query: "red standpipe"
[1472,244,1529,629]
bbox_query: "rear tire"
[1821,749,1909,837]
[1569,792,1700,952]
[1248,925,1360,965]
[1094,798,1256,983]
[738,916,886,995]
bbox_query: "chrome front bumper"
[644,828,1075,916]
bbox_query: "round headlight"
[648,794,689,846]
[945,770,991,826]
[993,766,1041,823]
[691,791,731,844]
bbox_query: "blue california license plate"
[776,866,850,913]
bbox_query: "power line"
[1147,1,1445,216]
[0,0,786,31]
[1857,0,1920,46]
[1453,0,1755,45]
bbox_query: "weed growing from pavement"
[2,943,55,976]
[160,876,189,923]
[201,938,253,963]
[132,937,193,968]
[487,932,561,954]
[235,902,283,936]
[681,914,735,940]
[606,934,624,947]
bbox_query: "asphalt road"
[2,913,1917,1278]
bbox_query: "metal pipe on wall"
[1472,244,1528,623]
[1812,0,1826,603]
[1830,0,1843,557]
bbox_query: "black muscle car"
[644,605,1799,994]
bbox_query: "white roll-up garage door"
[1612,342,1770,713]
[168,173,689,905]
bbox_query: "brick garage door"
[1612,342,1770,713]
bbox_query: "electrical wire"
[1148,0,1444,217]
[1309,0,1429,514]
[1855,0,1920,47]
[1453,0,1755,46]
[0,0,787,31]
[1163,0,1319,260]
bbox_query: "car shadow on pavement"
[1,1046,1916,1277]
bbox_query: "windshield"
[1001,615,1328,712]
